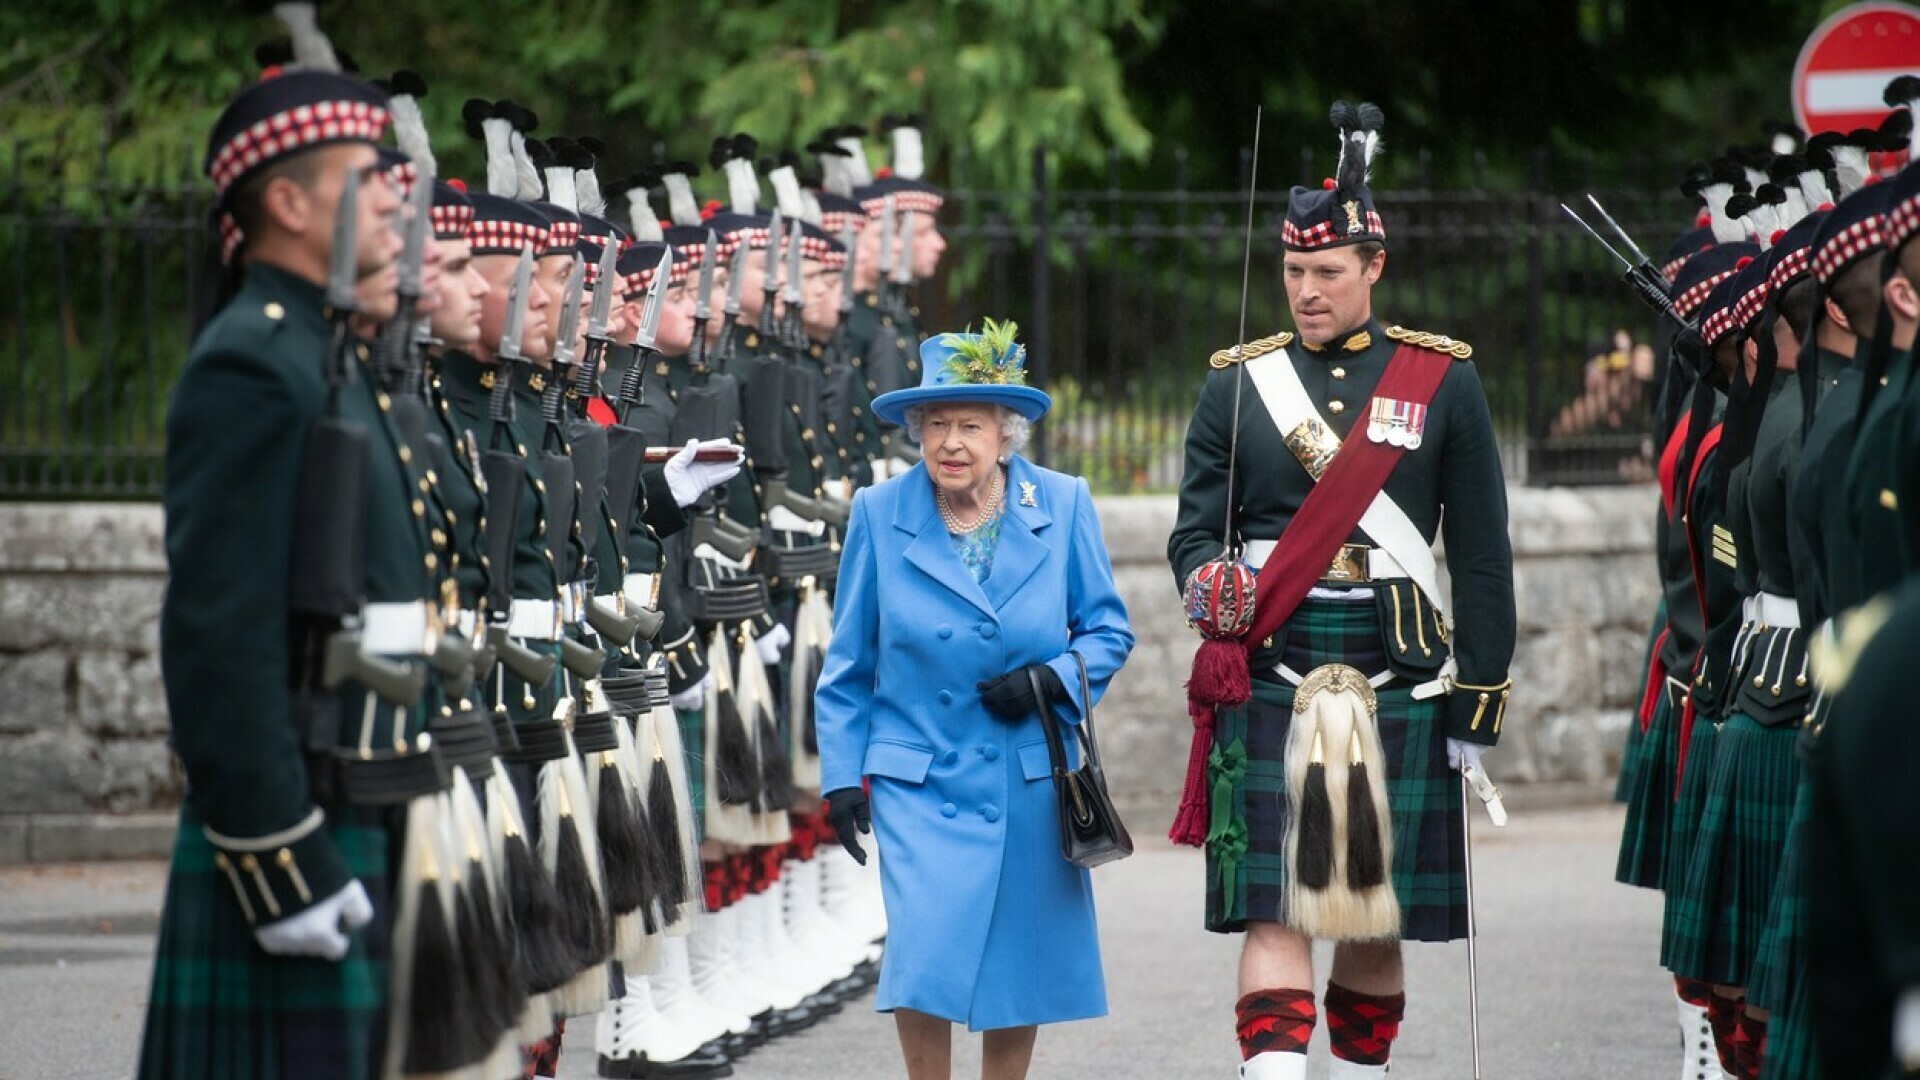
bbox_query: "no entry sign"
[1793,2,1920,136]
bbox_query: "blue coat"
[815,455,1134,1031]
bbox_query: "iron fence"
[2,144,1685,499]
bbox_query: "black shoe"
[802,990,843,1016]
[770,1002,817,1036]
[629,1042,734,1079]
[598,1053,637,1079]
[721,1031,752,1060]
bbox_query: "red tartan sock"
[1706,993,1745,1076]
[703,861,727,912]
[1676,976,1713,1007]
[1735,1011,1767,1080]
[522,1018,565,1078]
[1235,989,1316,1060]
[1324,982,1406,1066]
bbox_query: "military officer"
[1167,102,1514,1080]
[137,54,425,1080]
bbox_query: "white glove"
[669,672,712,713]
[665,438,743,508]
[1446,738,1486,775]
[1895,987,1920,1073]
[254,879,372,961]
[755,623,791,665]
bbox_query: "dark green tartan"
[1615,689,1679,890]
[676,705,707,841]
[1759,958,1821,1080]
[1205,597,1467,942]
[1664,712,1799,985]
[1659,718,1718,971]
[1749,773,1814,1013]
[139,805,393,1080]
[1615,603,1667,803]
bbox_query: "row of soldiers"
[136,6,954,1079]
[1609,79,1920,1080]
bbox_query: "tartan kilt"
[1749,773,1814,1012]
[1615,604,1667,803]
[138,804,394,1080]
[1758,965,1821,1080]
[1204,597,1466,942]
[676,705,706,841]
[1615,688,1679,890]
[1659,717,1718,971]
[1663,712,1800,985]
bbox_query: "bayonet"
[379,163,434,394]
[837,220,858,318]
[759,209,785,336]
[326,169,362,315]
[691,228,718,370]
[1587,193,1654,268]
[487,247,534,434]
[395,162,432,300]
[717,244,748,368]
[891,204,915,287]
[876,193,895,298]
[574,239,621,407]
[633,248,671,354]
[1562,202,1690,329]
[551,255,585,372]
[783,219,805,346]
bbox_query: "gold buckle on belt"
[1322,543,1371,584]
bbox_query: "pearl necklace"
[937,468,1006,535]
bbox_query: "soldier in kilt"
[1169,103,1515,1080]
[137,51,420,1080]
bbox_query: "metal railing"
[2,144,1682,499]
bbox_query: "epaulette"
[1209,331,1294,369]
[1385,325,1474,360]
[1809,594,1894,698]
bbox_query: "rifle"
[690,229,719,373]
[757,209,786,340]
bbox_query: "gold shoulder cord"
[1451,676,1513,734]
[1385,325,1474,360]
[1210,331,1296,369]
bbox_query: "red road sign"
[1793,2,1920,136]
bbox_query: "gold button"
[398,445,412,463]
[432,529,447,546]
[1332,367,1346,380]
[263,302,284,320]
[534,479,546,493]
[1881,489,1899,510]
[425,553,438,571]
[411,499,425,518]
[425,470,438,485]
[377,392,391,412]
[418,477,430,493]
[1329,400,1346,414]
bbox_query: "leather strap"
[1240,345,1455,651]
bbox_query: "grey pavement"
[0,804,1680,1079]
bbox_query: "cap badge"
[1343,200,1363,235]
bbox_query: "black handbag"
[1031,653,1133,868]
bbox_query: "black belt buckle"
[573,712,621,753]
[644,667,672,709]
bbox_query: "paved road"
[0,804,1680,1079]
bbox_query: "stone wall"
[0,488,1659,857]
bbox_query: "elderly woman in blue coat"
[815,319,1134,1080]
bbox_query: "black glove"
[824,787,871,865]
[976,662,1069,723]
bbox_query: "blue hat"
[871,321,1051,424]
[1284,101,1387,252]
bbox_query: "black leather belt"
[332,747,450,807]
[601,668,651,714]
[573,712,621,754]
[500,719,572,765]
[759,541,839,581]
[688,578,770,622]
[429,709,500,775]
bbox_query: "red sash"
[1657,413,1693,521]
[1673,422,1723,792]
[1170,344,1455,846]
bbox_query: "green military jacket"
[1791,364,1868,625]
[160,262,431,922]
[1167,318,1517,743]
[435,349,557,605]
[1841,346,1915,603]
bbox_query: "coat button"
[980,804,1000,823]
[937,624,953,639]
[980,744,1000,761]
[938,690,953,706]
[940,802,957,818]
[979,624,998,639]
[942,750,959,766]
[1328,399,1346,415]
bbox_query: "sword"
[1461,768,1484,1080]
[1220,108,1262,562]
